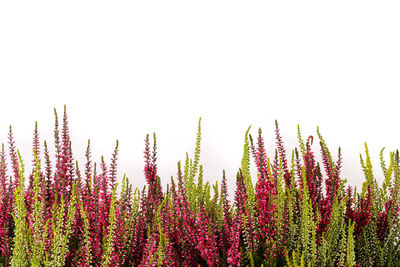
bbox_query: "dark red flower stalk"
[75,161,83,197]
[8,126,20,186]
[32,123,41,176]
[345,186,355,222]
[51,107,74,203]
[96,154,116,264]
[141,197,179,266]
[321,143,341,203]
[165,166,202,265]
[96,156,110,254]
[250,128,270,181]
[32,121,40,157]
[316,201,330,240]
[180,216,202,265]
[0,143,7,198]
[144,134,162,210]
[88,163,103,265]
[336,147,343,178]
[83,140,92,203]
[227,215,242,266]
[316,142,343,240]
[167,180,186,263]
[59,106,73,200]
[109,140,119,192]
[159,198,180,266]
[108,203,122,266]
[174,167,201,264]
[235,170,247,217]
[61,106,71,157]
[250,129,277,255]
[139,230,159,267]
[113,181,134,266]
[65,162,84,266]
[53,108,61,163]
[353,187,372,239]
[68,141,75,194]
[53,108,62,201]
[275,120,291,189]
[220,169,233,254]
[138,134,163,267]
[195,203,219,266]
[272,149,279,182]
[320,141,334,184]
[43,140,53,211]
[42,140,54,256]
[221,171,231,225]
[295,148,303,185]
[229,170,256,264]
[100,156,110,206]
[303,136,323,211]
[376,199,393,242]
[0,143,12,264]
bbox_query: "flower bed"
[1,106,399,266]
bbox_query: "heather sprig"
[78,195,92,266]
[46,181,77,267]
[30,148,47,265]
[102,184,118,266]
[0,143,13,265]
[10,150,30,266]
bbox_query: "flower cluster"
[1,108,400,266]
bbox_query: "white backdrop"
[1,1,399,197]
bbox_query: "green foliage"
[4,113,400,266]
[189,117,202,183]
[30,149,47,266]
[184,118,202,212]
[79,197,92,266]
[11,151,30,266]
[102,184,118,266]
[275,156,287,258]
[286,250,309,267]
[242,125,254,205]
[347,221,356,267]
[46,182,77,266]
[297,125,306,157]
[297,166,318,266]
[319,182,346,266]
[316,126,333,169]
[155,199,168,266]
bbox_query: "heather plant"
[1,107,400,266]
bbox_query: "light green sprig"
[346,221,356,267]
[102,184,118,266]
[80,197,92,266]
[11,150,30,267]
[189,117,202,182]
[30,148,47,266]
[46,182,77,267]
[297,125,306,157]
[241,126,254,203]
[317,126,334,170]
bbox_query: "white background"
[1,1,399,197]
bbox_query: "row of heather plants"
[1,106,400,266]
